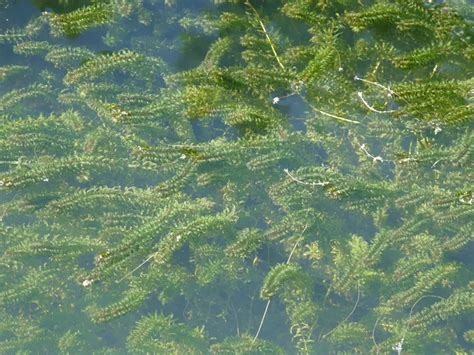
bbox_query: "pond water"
[0,0,472,353]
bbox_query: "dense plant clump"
[0,0,472,353]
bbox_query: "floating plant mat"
[0,0,472,353]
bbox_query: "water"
[0,0,472,353]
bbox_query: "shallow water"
[0,1,472,353]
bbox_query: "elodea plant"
[0,0,472,353]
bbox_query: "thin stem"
[321,282,361,339]
[408,294,444,321]
[244,0,285,70]
[393,295,445,354]
[357,91,396,114]
[115,253,156,283]
[0,160,23,165]
[372,316,382,354]
[359,144,384,163]
[284,168,330,187]
[252,299,271,344]
[306,101,361,124]
[229,298,241,337]
[354,75,394,96]
[252,225,307,344]
[247,0,359,126]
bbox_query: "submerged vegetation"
[0,0,472,353]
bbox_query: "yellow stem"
[307,102,361,124]
[245,0,285,70]
[245,1,360,125]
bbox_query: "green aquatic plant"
[0,0,472,353]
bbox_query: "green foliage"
[0,313,43,353]
[48,3,115,37]
[344,3,402,32]
[45,46,95,69]
[407,286,474,333]
[326,322,371,352]
[392,80,472,123]
[226,228,265,260]
[13,41,54,56]
[88,286,149,323]
[0,83,53,115]
[0,0,472,353]
[63,49,147,85]
[210,335,285,354]
[260,263,318,352]
[127,313,209,353]
[260,263,312,300]
[382,263,459,311]
[0,65,29,82]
